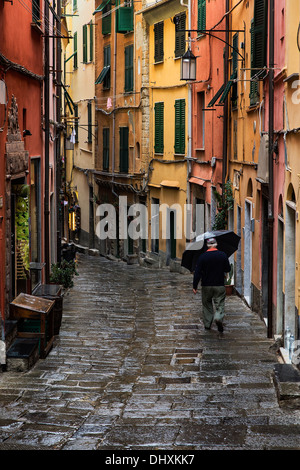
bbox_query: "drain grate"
[170,348,202,366]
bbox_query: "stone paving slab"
[0,253,300,451]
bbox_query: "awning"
[160,180,180,188]
[93,0,110,15]
[189,177,207,186]
[95,66,110,84]
[207,83,225,108]
[62,83,75,115]
[218,71,237,105]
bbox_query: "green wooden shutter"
[83,24,87,63]
[102,4,111,35]
[32,0,40,22]
[198,0,206,32]
[250,19,258,104]
[231,33,238,107]
[103,128,110,170]
[74,104,79,142]
[154,102,164,154]
[119,127,129,173]
[125,45,133,92]
[117,0,133,33]
[73,0,77,12]
[73,31,78,69]
[154,22,164,63]
[88,102,92,143]
[174,99,185,154]
[175,13,186,58]
[253,0,268,70]
[103,45,111,89]
[89,22,93,62]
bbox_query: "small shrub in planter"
[50,260,79,289]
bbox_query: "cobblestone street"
[1,253,300,452]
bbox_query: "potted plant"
[50,259,79,289]
[212,180,234,230]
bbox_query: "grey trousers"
[201,286,226,328]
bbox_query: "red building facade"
[0,1,45,321]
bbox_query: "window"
[250,0,268,105]
[73,0,77,13]
[103,46,111,89]
[196,92,205,149]
[231,33,238,108]
[88,102,92,143]
[198,0,206,32]
[83,24,88,63]
[103,128,110,170]
[117,0,133,33]
[102,3,111,35]
[175,12,186,58]
[83,23,93,63]
[174,99,185,155]
[119,127,129,173]
[73,32,78,69]
[154,22,164,63]
[89,23,94,62]
[154,102,164,154]
[32,0,40,23]
[74,104,79,143]
[125,45,133,93]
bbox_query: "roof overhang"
[140,0,187,25]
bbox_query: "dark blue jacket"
[193,249,231,289]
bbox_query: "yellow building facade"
[141,0,189,266]
[64,0,96,248]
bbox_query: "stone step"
[273,363,300,408]
[6,338,39,372]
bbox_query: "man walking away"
[193,238,231,333]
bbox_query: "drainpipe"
[222,0,229,196]
[267,0,274,338]
[44,0,50,283]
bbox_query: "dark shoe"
[204,326,211,330]
[215,320,224,333]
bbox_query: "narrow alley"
[1,253,300,452]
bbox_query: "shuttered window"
[102,3,111,35]
[89,22,93,62]
[174,99,185,155]
[83,24,88,63]
[125,45,133,92]
[73,32,78,69]
[154,102,164,154]
[198,0,206,32]
[103,46,111,89]
[32,0,40,23]
[119,127,129,173]
[74,104,79,143]
[154,22,164,63]
[103,128,110,171]
[88,102,92,143]
[250,0,267,105]
[175,12,186,58]
[231,33,238,108]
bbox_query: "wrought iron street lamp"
[180,48,196,81]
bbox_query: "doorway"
[285,201,296,338]
[244,200,252,306]
[277,217,284,335]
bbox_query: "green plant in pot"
[212,180,234,230]
[50,260,79,289]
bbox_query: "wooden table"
[10,293,55,358]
